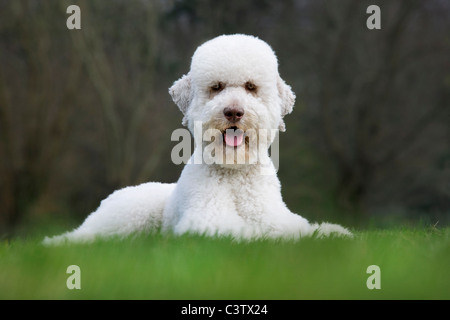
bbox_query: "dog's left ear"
[277,76,296,132]
[169,73,192,126]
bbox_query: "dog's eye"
[210,82,225,92]
[245,82,257,93]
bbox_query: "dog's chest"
[218,173,276,216]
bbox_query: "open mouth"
[223,126,245,147]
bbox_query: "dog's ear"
[277,76,296,132]
[169,73,192,126]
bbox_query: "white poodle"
[44,34,351,245]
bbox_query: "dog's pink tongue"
[224,130,244,147]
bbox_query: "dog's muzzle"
[222,107,245,147]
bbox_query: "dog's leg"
[162,163,253,238]
[43,182,176,245]
[243,169,352,239]
[309,222,353,238]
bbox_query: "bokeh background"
[0,0,449,238]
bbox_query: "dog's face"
[169,34,295,167]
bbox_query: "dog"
[43,34,351,245]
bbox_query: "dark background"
[0,0,449,238]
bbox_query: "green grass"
[1,227,449,300]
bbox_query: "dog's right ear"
[169,73,192,126]
[277,76,296,132]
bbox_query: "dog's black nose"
[223,107,244,123]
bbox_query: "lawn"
[0,227,449,300]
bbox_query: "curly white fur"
[43,34,351,245]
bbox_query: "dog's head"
[169,34,295,167]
